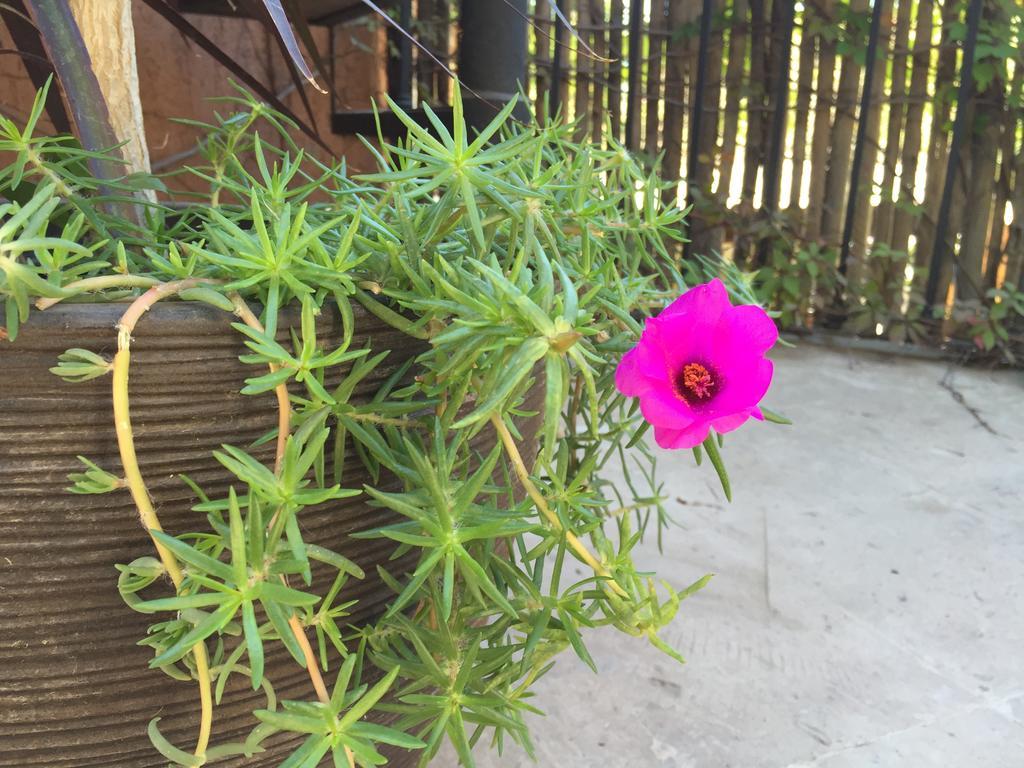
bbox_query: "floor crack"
[939,367,999,436]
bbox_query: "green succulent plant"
[1,82,735,767]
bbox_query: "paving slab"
[439,346,1024,767]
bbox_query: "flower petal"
[710,410,752,434]
[634,324,675,381]
[726,304,779,354]
[638,383,695,430]
[653,421,710,450]
[649,311,711,369]
[707,358,774,417]
[614,347,643,396]
[660,278,730,322]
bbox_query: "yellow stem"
[27,147,76,200]
[490,414,627,598]
[229,293,291,474]
[229,293,347,722]
[112,279,214,757]
[193,644,214,752]
[288,614,331,703]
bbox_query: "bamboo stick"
[644,0,669,156]
[890,0,933,264]
[689,0,723,258]
[957,0,1006,301]
[985,64,1022,289]
[740,0,767,207]
[848,0,891,286]
[872,0,912,250]
[662,0,688,199]
[717,0,749,208]
[805,0,838,243]
[914,0,958,283]
[820,0,869,247]
[788,4,816,218]
[1007,152,1024,287]
[924,0,982,311]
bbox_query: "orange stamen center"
[676,362,718,404]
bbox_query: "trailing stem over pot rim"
[0,83,783,766]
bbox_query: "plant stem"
[229,293,290,474]
[114,280,202,578]
[287,613,331,701]
[36,275,161,309]
[489,414,627,598]
[25,147,76,200]
[112,278,213,757]
[346,412,416,427]
[228,293,342,726]
[209,110,259,208]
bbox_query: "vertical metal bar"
[837,0,884,276]
[924,0,983,309]
[550,4,564,117]
[439,0,451,104]
[396,0,413,108]
[686,0,714,191]
[458,0,529,130]
[743,0,767,206]
[761,0,795,217]
[624,0,644,149]
[754,0,795,266]
[682,0,714,261]
[608,0,625,142]
[534,0,551,117]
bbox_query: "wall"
[0,2,387,186]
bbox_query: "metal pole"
[458,0,529,130]
[837,0,884,277]
[550,2,564,117]
[682,0,715,260]
[608,0,625,142]
[396,0,413,108]
[686,0,714,190]
[924,0,983,310]
[624,0,644,150]
[762,0,796,222]
[754,0,796,266]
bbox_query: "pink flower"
[615,279,778,450]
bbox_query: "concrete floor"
[443,344,1024,767]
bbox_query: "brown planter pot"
[0,302,541,767]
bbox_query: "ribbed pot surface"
[0,301,539,767]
